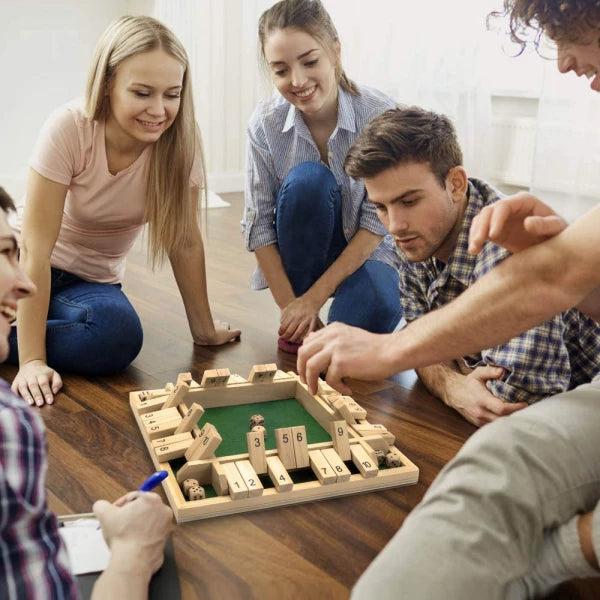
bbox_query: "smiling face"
[0,211,35,361]
[106,48,184,149]
[556,31,600,91]
[365,162,467,264]
[263,27,339,119]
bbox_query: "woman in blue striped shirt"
[243,0,402,353]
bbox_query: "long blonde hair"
[258,0,359,96]
[85,15,206,267]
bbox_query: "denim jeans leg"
[8,270,143,375]
[276,161,344,296]
[328,260,402,333]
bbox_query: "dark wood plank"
[1,192,597,599]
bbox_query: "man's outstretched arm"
[299,201,600,394]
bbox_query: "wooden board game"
[129,365,419,522]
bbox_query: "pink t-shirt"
[18,101,203,284]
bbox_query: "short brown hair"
[0,188,16,214]
[344,107,463,187]
[258,0,359,96]
[489,0,600,52]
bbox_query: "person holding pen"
[0,186,172,599]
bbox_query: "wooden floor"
[1,192,598,599]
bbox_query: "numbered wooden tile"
[151,431,193,448]
[135,396,169,415]
[216,368,231,385]
[262,363,277,382]
[321,448,351,483]
[356,438,378,464]
[350,444,379,478]
[174,402,205,434]
[247,430,267,474]
[142,407,180,424]
[266,456,293,492]
[184,423,222,460]
[154,438,193,461]
[222,462,249,499]
[308,450,336,485]
[248,364,267,383]
[336,398,367,422]
[211,461,229,496]
[352,423,388,436]
[275,427,296,469]
[162,381,190,409]
[146,418,182,440]
[177,372,193,385]
[331,420,351,461]
[200,369,219,387]
[291,425,310,468]
[235,460,264,497]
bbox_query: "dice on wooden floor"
[249,414,264,428]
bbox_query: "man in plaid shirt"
[343,106,600,427]
[0,188,172,599]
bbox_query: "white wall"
[0,0,152,199]
[154,0,271,193]
[1,1,586,214]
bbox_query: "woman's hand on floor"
[279,295,323,343]
[12,359,63,406]
[193,319,241,346]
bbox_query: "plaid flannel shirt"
[399,178,600,404]
[0,379,77,599]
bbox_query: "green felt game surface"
[167,396,386,502]
[195,397,332,457]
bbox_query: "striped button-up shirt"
[0,379,78,599]
[400,178,600,404]
[242,84,399,289]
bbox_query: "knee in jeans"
[281,162,337,202]
[96,305,143,371]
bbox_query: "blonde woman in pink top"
[9,15,240,407]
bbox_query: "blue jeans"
[8,268,143,374]
[276,162,402,334]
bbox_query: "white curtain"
[153,0,271,191]
[324,0,497,180]
[531,60,600,222]
[153,0,499,187]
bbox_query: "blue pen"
[138,470,168,492]
[97,471,168,528]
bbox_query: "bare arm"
[12,169,66,406]
[169,216,240,346]
[299,202,600,393]
[418,362,526,427]
[254,243,296,309]
[574,285,600,321]
[91,492,172,600]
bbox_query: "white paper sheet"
[58,518,111,575]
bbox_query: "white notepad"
[58,518,111,575]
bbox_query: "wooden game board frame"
[130,369,419,522]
